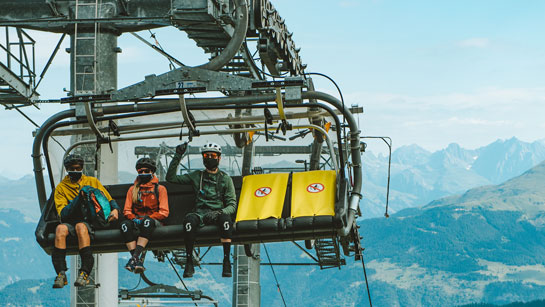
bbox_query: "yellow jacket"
[54,174,114,216]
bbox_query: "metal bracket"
[178,94,199,141]
[117,0,129,16]
[45,0,63,17]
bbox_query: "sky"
[1,0,545,178]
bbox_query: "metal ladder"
[234,248,251,307]
[73,0,98,95]
[315,237,344,269]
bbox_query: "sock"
[52,247,67,274]
[129,249,135,257]
[185,241,194,261]
[134,245,144,259]
[222,242,231,261]
[79,246,94,275]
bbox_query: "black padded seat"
[36,177,243,255]
[235,218,284,234]
[285,216,335,230]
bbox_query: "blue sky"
[1,0,545,177]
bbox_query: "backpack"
[79,185,112,228]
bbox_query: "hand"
[203,210,222,224]
[132,218,142,225]
[108,209,119,222]
[176,142,188,155]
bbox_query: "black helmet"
[64,154,84,168]
[136,157,156,172]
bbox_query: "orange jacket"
[124,176,169,221]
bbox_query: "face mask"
[68,171,82,182]
[203,158,219,171]
[138,174,153,184]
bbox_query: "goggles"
[67,165,83,172]
[137,168,152,174]
[202,152,219,159]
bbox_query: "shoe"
[52,272,67,289]
[183,259,194,278]
[222,258,232,278]
[74,271,90,287]
[125,257,137,272]
[133,258,146,274]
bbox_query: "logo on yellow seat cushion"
[254,187,272,197]
[306,183,325,193]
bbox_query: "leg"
[54,224,69,249]
[217,213,233,277]
[182,214,201,278]
[74,222,93,287]
[120,219,138,272]
[133,217,158,273]
[120,219,137,252]
[75,222,91,249]
[135,217,157,252]
[75,223,93,274]
[52,224,69,288]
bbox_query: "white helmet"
[200,142,222,155]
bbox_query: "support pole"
[233,143,261,307]
[69,2,119,306]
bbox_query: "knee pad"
[183,215,200,240]
[139,217,157,239]
[217,214,233,239]
[120,220,136,243]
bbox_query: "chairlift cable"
[263,244,288,307]
[125,275,142,291]
[13,106,66,151]
[166,254,199,307]
[147,30,178,69]
[359,249,373,307]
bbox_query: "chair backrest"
[105,176,243,225]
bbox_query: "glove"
[176,142,188,155]
[132,218,142,225]
[203,210,222,224]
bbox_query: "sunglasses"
[203,152,219,159]
[137,168,152,174]
[67,165,83,172]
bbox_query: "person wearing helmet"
[120,157,169,274]
[166,142,237,278]
[51,154,120,289]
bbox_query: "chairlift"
[33,86,364,269]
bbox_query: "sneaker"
[183,259,194,278]
[52,272,67,289]
[133,258,146,274]
[125,257,137,272]
[222,258,232,278]
[74,271,90,287]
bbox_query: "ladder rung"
[75,55,96,57]
[75,37,96,40]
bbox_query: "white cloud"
[458,38,490,48]
[343,87,545,152]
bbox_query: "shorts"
[61,221,94,239]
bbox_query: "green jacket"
[166,153,237,217]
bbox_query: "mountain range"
[361,137,545,218]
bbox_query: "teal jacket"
[166,153,237,217]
